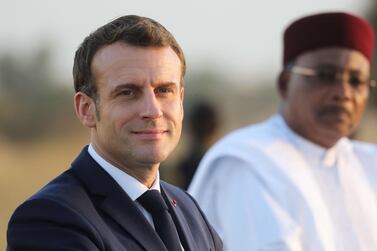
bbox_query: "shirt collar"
[274,114,339,168]
[88,144,160,201]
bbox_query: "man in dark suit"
[7,15,223,251]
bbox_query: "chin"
[332,124,353,137]
[317,128,346,145]
[141,151,170,164]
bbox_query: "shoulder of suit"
[25,168,90,210]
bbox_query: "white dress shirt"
[189,114,377,251]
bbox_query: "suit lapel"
[100,189,167,251]
[71,147,167,251]
[161,184,197,251]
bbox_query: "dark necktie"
[137,190,182,251]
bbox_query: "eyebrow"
[156,82,179,89]
[109,82,180,97]
[315,63,363,71]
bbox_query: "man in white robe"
[189,12,377,251]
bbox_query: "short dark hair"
[73,15,186,98]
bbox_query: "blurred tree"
[0,45,74,141]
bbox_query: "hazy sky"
[0,0,373,84]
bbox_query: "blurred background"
[1,0,377,248]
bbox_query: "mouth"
[318,105,352,121]
[131,129,168,140]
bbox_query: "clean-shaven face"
[90,42,184,170]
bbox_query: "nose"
[139,90,163,119]
[332,76,353,101]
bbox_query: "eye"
[348,73,365,88]
[120,89,134,96]
[156,86,174,94]
[349,76,362,87]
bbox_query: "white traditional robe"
[189,114,377,251]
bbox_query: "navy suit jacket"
[7,147,223,251]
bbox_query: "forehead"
[91,42,182,85]
[294,47,370,72]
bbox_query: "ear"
[74,92,97,128]
[180,85,184,102]
[277,70,290,99]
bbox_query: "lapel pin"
[171,199,177,206]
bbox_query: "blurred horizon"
[0,0,372,84]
